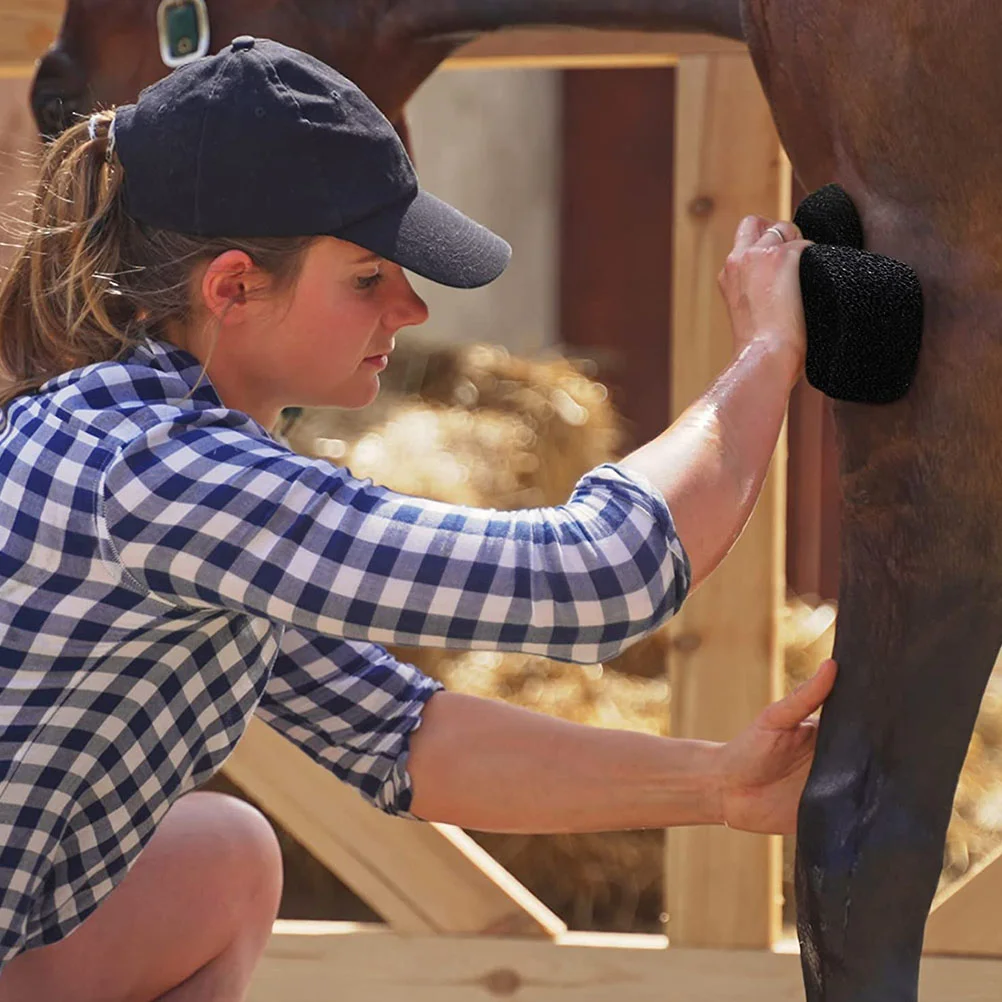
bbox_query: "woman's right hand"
[717,216,812,374]
[712,658,837,835]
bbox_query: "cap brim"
[334,189,512,289]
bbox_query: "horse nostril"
[31,48,88,140]
[31,89,85,141]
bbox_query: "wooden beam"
[665,53,791,949]
[924,844,1002,958]
[447,30,744,70]
[250,922,1002,1002]
[222,718,563,938]
[0,0,63,73]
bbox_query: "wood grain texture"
[665,52,791,949]
[250,922,1002,1001]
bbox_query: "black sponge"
[792,185,923,404]
[799,245,923,404]
[794,183,865,250]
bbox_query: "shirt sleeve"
[99,418,691,664]
[256,626,443,817]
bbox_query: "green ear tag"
[167,4,198,57]
[157,0,211,68]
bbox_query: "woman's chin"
[323,374,381,410]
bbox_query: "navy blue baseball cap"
[112,36,511,289]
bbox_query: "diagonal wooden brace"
[222,717,565,938]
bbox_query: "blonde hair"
[0,110,315,410]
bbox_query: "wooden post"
[665,53,791,949]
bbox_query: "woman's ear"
[200,249,268,323]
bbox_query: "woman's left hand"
[712,658,838,834]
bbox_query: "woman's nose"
[388,282,429,329]
[31,48,89,140]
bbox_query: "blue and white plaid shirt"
[0,335,690,964]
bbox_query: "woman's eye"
[355,272,383,290]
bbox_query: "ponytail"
[0,111,313,410]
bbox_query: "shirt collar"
[35,333,278,442]
[128,335,278,440]
[123,333,226,409]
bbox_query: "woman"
[0,36,833,1002]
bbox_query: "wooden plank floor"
[251,922,1002,1002]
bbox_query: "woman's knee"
[182,791,284,923]
[0,790,283,1002]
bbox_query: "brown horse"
[744,2,1002,999]
[29,0,743,143]
[28,2,1002,1001]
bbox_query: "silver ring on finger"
[765,225,787,242]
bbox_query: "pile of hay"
[241,333,1002,933]
[282,338,622,510]
[941,676,1002,886]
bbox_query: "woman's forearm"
[619,338,801,590]
[406,691,723,832]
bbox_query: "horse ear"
[392,114,414,161]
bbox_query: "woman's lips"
[362,353,389,370]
